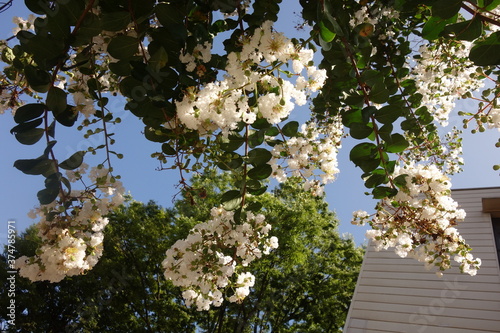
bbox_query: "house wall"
[344,187,500,333]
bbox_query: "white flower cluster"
[352,163,481,276]
[179,41,212,73]
[487,108,500,130]
[12,14,37,35]
[270,118,343,196]
[162,206,278,311]
[412,41,484,126]
[16,165,125,282]
[175,21,326,135]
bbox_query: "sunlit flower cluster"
[175,21,326,136]
[412,40,484,126]
[352,163,481,276]
[269,118,343,196]
[162,206,278,311]
[15,165,125,282]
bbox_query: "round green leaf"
[59,151,85,170]
[221,190,242,211]
[107,35,139,60]
[248,148,272,166]
[15,128,44,145]
[248,164,273,180]
[281,121,299,137]
[24,65,51,93]
[349,122,373,139]
[47,87,68,115]
[14,103,46,124]
[37,187,59,205]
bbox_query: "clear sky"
[1,1,499,247]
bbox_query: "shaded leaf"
[14,103,46,124]
[221,190,242,211]
[248,164,273,180]
[281,121,299,137]
[59,151,85,170]
[47,87,67,115]
[14,128,44,145]
[372,186,398,199]
[107,36,139,60]
[37,187,59,205]
[248,148,272,167]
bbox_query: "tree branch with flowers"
[2,0,499,310]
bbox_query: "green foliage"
[1,173,363,332]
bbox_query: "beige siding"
[344,187,500,333]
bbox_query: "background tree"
[1,173,364,332]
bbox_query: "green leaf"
[248,130,265,148]
[372,186,398,199]
[24,0,46,14]
[432,0,462,19]
[107,36,139,60]
[14,103,46,124]
[155,3,185,26]
[47,87,67,115]
[364,170,387,188]
[14,128,44,145]
[349,122,373,139]
[248,148,272,166]
[161,143,177,155]
[319,20,336,42]
[469,31,500,65]
[342,109,363,126]
[393,174,409,188]
[375,105,402,124]
[478,0,500,10]
[378,123,393,142]
[37,187,59,205]
[59,151,85,170]
[369,83,389,104]
[109,61,132,76]
[24,65,51,93]
[386,133,409,153]
[43,140,57,157]
[349,142,380,173]
[246,179,267,196]
[443,18,483,41]
[148,47,168,72]
[217,154,243,171]
[220,135,245,152]
[281,121,299,137]
[55,105,78,127]
[14,157,56,176]
[11,118,43,136]
[361,70,384,87]
[221,190,242,211]
[422,15,458,41]
[247,164,273,180]
[252,118,271,130]
[72,13,101,46]
[102,11,131,31]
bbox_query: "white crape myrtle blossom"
[162,206,278,311]
[179,41,212,73]
[12,14,37,35]
[16,165,126,283]
[269,117,343,196]
[352,163,481,277]
[174,21,326,136]
[411,40,484,126]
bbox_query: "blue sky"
[0,1,499,247]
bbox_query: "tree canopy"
[1,174,363,332]
[1,0,498,308]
